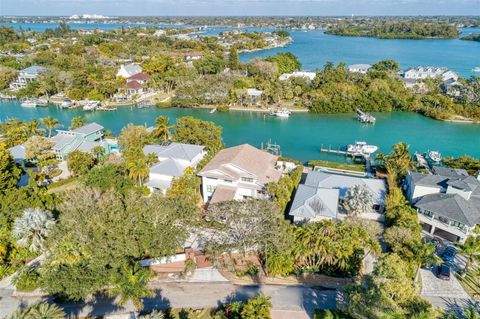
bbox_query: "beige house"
[198,144,282,203]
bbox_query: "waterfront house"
[116,63,142,78]
[198,144,282,203]
[279,71,316,82]
[143,142,206,194]
[9,65,46,91]
[403,67,459,82]
[246,88,263,106]
[405,167,480,243]
[183,54,203,62]
[347,64,372,74]
[50,123,111,160]
[289,171,387,224]
[441,78,463,97]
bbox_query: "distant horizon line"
[2,14,480,18]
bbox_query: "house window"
[206,185,216,193]
[421,210,434,218]
[223,179,233,183]
[451,221,465,229]
[241,177,254,183]
[437,216,450,225]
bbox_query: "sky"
[0,0,479,17]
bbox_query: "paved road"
[0,283,339,318]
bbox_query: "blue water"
[1,101,479,162]
[2,21,479,77]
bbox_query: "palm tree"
[40,116,62,138]
[10,302,64,319]
[457,235,480,274]
[12,208,55,252]
[127,158,149,186]
[342,184,374,216]
[153,116,172,144]
[109,263,154,310]
[23,119,45,137]
[69,116,86,130]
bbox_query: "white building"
[9,65,46,91]
[143,143,206,194]
[403,67,459,82]
[405,167,480,243]
[279,71,316,81]
[347,64,372,74]
[198,144,282,203]
[116,63,142,79]
[289,171,387,224]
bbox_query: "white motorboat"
[427,151,442,164]
[60,99,73,109]
[21,99,37,107]
[473,67,480,73]
[271,108,291,118]
[83,101,99,111]
[209,108,216,114]
[347,141,378,155]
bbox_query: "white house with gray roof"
[403,66,458,82]
[347,64,372,74]
[9,65,46,91]
[405,168,480,243]
[289,171,387,224]
[143,142,206,194]
[116,63,142,79]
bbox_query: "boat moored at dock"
[20,99,37,108]
[356,108,376,124]
[270,108,291,118]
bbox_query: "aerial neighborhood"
[0,13,480,319]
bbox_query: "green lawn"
[309,160,366,173]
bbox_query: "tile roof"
[432,166,469,178]
[198,144,281,185]
[126,80,143,90]
[415,193,480,226]
[127,72,149,81]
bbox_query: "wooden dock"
[320,144,367,158]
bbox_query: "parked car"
[437,263,451,280]
[442,246,457,262]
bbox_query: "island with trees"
[325,21,460,39]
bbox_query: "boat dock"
[320,144,370,159]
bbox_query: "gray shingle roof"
[143,143,204,162]
[289,185,339,220]
[415,193,480,226]
[50,134,76,151]
[432,166,469,178]
[72,123,104,135]
[409,172,450,189]
[304,171,387,205]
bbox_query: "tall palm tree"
[127,158,149,186]
[69,116,86,130]
[109,263,154,310]
[40,116,62,138]
[12,208,55,253]
[457,235,480,274]
[153,116,172,144]
[23,119,45,137]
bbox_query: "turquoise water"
[2,21,480,77]
[1,101,479,162]
[240,29,480,77]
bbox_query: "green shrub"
[12,266,40,291]
[217,105,230,112]
[314,309,353,319]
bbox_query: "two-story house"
[143,143,206,194]
[50,123,111,160]
[405,167,480,243]
[402,66,459,81]
[9,65,46,91]
[198,144,282,203]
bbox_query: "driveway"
[420,268,474,311]
[0,283,339,319]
